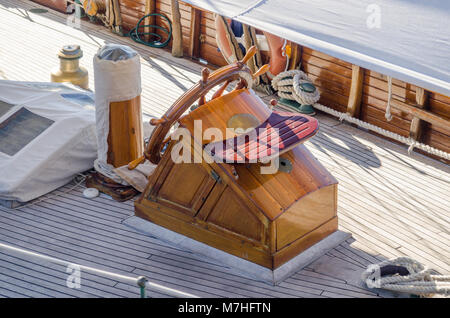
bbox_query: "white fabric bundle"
[93,44,142,183]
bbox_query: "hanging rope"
[312,102,450,160]
[385,76,393,121]
[407,139,417,155]
[272,70,320,105]
[280,39,290,73]
[362,257,450,296]
[126,13,173,48]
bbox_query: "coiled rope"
[362,257,450,296]
[272,70,320,105]
[126,13,172,48]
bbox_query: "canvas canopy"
[185,0,450,96]
[0,81,97,204]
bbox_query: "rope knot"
[407,139,417,154]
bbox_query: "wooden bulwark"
[113,0,450,158]
[390,99,448,130]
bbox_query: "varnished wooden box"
[135,88,338,270]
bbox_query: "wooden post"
[409,87,428,141]
[346,65,364,118]
[144,0,156,42]
[171,0,183,57]
[288,43,302,70]
[188,7,201,58]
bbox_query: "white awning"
[185,0,450,96]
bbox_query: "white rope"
[238,70,254,89]
[270,71,450,159]
[313,103,450,160]
[272,70,320,105]
[408,140,417,155]
[272,71,448,160]
[281,39,289,72]
[362,257,450,296]
[385,76,393,121]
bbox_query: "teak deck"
[0,0,448,298]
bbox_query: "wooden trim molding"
[409,87,428,141]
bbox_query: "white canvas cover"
[185,0,450,96]
[0,80,97,203]
[93,44,142,183]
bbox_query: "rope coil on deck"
[362,257,450,296]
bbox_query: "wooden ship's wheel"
[134,47,339,270]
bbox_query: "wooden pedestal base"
[85,172,138,202]
[125,214,350,284]
[135,144,339,270]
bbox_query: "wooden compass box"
[134,89,340,272]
